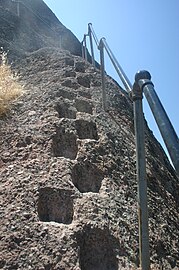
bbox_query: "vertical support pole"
[17,1,20,17]
[81,40,84,59]
[84,34,88,62]
[12,0,20,17]
[99,39,107,111]
[135,71,179,176]
[88,25,95,67]
[132,80,150,270]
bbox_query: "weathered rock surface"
[0,47,178,270]
[0,0,82,59]
[0,1,179,270]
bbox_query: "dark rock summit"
[0,0,82,58]
[0,1,179,270]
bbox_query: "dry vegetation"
[0,50,23,116]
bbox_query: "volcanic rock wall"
[0,0,82,58]
[0,47,178,270]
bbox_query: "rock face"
[0,2,179,270]
[0,0,82,58]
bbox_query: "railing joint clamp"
[131,82,143,101]
[138,79,154,92]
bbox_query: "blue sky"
[44,0,178,156]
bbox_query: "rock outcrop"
[0,0,82,58]
[0,1,179,270]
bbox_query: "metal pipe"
[88,23,132,93]
[81,41,85,59]
[88,25,95,67]
[88,23,100,47]
[102,38,132,92]
[17,1,20,16]
[132,81,150,270]
[99,40,107,111]
[84,34,88,62]
[12,0,20,16]
[135,71,179,175]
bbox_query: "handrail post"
[84,34,88,62]
[12,0,20,17]
[88,23,99,47]
[135,71,179,176]
[17,1,20,17]
[131,79,150,270]
[82,35,88,62]
[88,24,95,67]
[81,41,85,59]
[99,39,107,111]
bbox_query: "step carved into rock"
[52,127,78,160]
[72,161,103,193]
[37,187,74,224]
[77,226,119,270]
[75,119,98,140]
[75,99,93,114]
[55,102,77,119]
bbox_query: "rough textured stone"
[55,100,77,119]
[72,161,103,193]
[0,0,82,58]
[76,226,119,270]
[75,119,98,140]
[37,187,74,224]
[51,124,78,160]
[77,75,91,88]
[75,61,86,73]
[75,99,93,114]
[0,48,178,270]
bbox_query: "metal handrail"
[82,23,179,175]
[84,23,179,270]
[98,39,106,111]
[132,80,150,270]
[88,23,99,47]
[82,23,132,93]
[82,34,88,62]
[132,71,179,270]
[88,24,95,67]
[101,38,132,92]
[135,71,179,176]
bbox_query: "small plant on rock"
[0,49,23,116]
